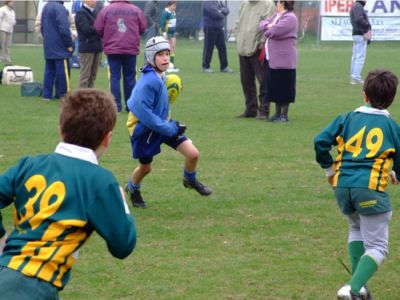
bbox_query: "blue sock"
[184,169,196,182]
[128,181,141,192]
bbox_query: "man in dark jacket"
[75,0,103,88]
[349,0,371,85]
[41,0,73,100]
[201,0,232,73]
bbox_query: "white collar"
[55,142,98,165]
[354,106,391,118]
[83,4,95,12]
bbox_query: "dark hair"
[60,89,117,150]
[281,1,295,11]
[363,69,398,109]
[167,1,176,6]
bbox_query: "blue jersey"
[314,106,400,191]
[0,143,136,289]
[127,65,178,138]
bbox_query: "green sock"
[348,241,365,274]
[349,255,378,294]
[170,55,175,64]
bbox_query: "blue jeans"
[145,25,158,41]
[350,35,367,81]
[107,54,137,112]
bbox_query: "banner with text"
[321,16,400,40]
[320,0,400,40]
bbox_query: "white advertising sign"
[320,0,400,40]
[321,16,400,40]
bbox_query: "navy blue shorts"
[130,130,187,164]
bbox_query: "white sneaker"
[359,286,369,300]
[167,67,180,73]
[337,285,352,300]
[350,79,364,85]
[337,284,367,300]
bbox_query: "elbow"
[110,234,137,259]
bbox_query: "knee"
[187,148,200,162]
[364,249,387,266]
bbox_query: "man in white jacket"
[0,0,16,63]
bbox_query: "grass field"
[1,38,400,299]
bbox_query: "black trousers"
[239,51,269,115]
[202,27,228,70]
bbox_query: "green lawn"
[0,38,400,299]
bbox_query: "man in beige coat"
[235,0,275,120]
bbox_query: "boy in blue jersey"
[0,89,136,299]
[314,69,399,300]
[125,36,212,209]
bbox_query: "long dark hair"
[281,1,295,11]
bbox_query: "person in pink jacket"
[259,0,297,122]
[95,0,147,112]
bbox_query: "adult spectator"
[144,0,159,41]
[349,0,371,85]
[95,0,147,113]
[35,8,77,42]
[75,0,103,88]
[0,0,16,63]
[201,0,233,73]
[71,0,83,68]
[94,0,104,13]
[259,0,297,122]
[41,0,73,101]
[235,0,275,120]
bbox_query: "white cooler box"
[1,65,34,85]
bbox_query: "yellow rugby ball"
[166,74,182,104]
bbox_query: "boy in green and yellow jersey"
[314,69,399,300]
[0,89,136,299]
[160,1,179,72]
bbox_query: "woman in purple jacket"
[259,0,297,122]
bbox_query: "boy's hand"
[390,171,398,185]
[325,166,335,186]
[175,121,187,135]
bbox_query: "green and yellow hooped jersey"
[0,152,136,289]
[160,9,176,35]
[315,107,400,191]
